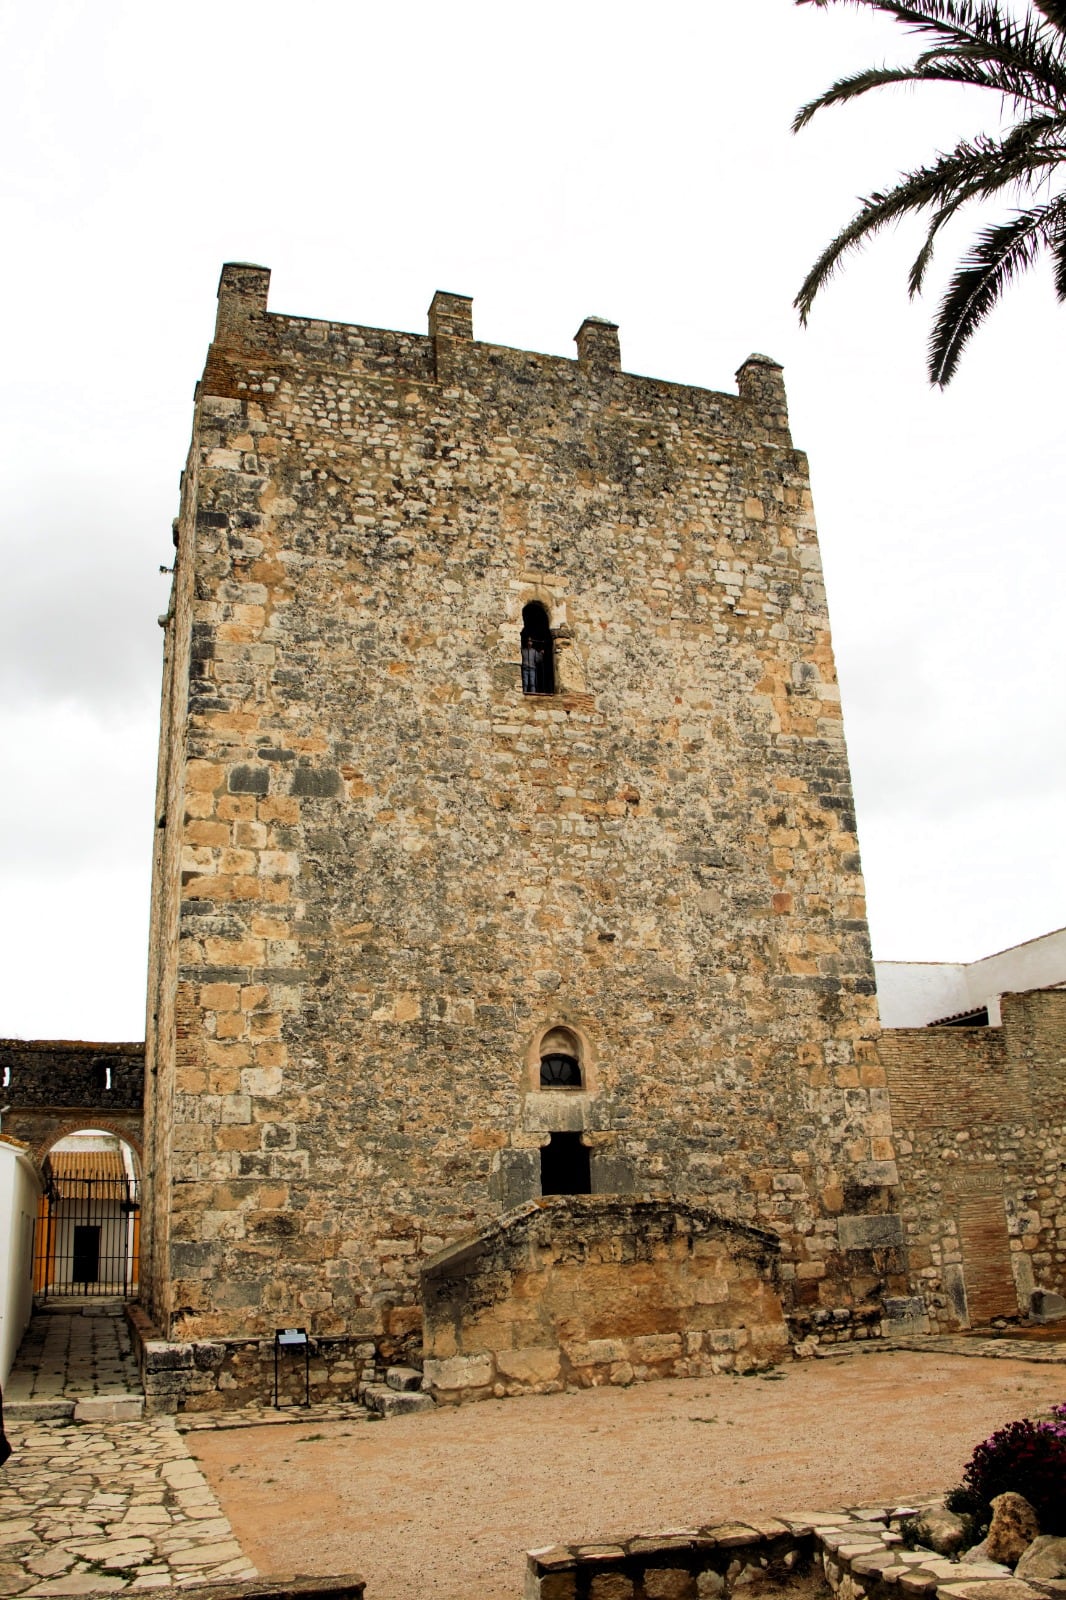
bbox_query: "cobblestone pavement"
[0,1413,258,1594]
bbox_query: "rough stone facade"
[421,1196,789,1402]
[881,988,1066,1331]
[142,264,899,1393]
[0,1039,144,1163]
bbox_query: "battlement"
[210,262,790,439]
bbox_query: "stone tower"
[141,265,900,1406]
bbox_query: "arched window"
[538,1026,582,1089]
[521,602,555,695]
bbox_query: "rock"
[422,1353,494,1393]
[960,1538,993,1564]
[1030,1290,1066,1324]
[986,1493,1041,1566]
[385,1365,423,1391]
[792,1337,819,1360]
[1017,1538,1066,1581]
[360,1382,434,1417]
[915,1503,969,1556]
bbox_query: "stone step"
[6,1398,76,1421]
[385,1365,424,1392]
[360,1383,435,1418]
[74,1393,145,1421]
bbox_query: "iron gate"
[34,1173,140,1298]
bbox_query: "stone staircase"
[358,1363,435,1417]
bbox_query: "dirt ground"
[188,1351,1065,1600]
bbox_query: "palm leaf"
[795,0,1066,381]
[1032,1,1066,30]
[928,203,1058,382]
[795,125,1066,320]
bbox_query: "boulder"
[915,1503,969,1556]
[986,1493,1041,1566]
[959,1538,993,1564]
[1017,1537,1066,1581]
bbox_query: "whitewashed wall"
[0,1140,43,1386]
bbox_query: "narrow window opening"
[92,1059,112,1092]
[540,1131,591,1196]
[521,602,555,695]
[1,1065,9,1088]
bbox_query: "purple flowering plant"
[945,1406,1066,1535]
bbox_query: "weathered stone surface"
[879,989,1066,1334]
[914,1503,968,1556]
[72,1395,144,1422]
[360,1383,435,1417]
[421,1354,494,1393]
[838,1215,904,1251]
[384,1365,422,1392]
[141,266,895,1384]
[1017,1538,1066,1581]
[987,1495,1041,1567]
[1030,1291,1066,1324]
[421,1197,788,1399]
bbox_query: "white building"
[876,926,1066,1029]
[0,1137,43,1386]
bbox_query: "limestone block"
[882,1297,930,1336]
[564,1339,628,1368]
[628,1333,683,1363]
[987,1495,1041,1567]
[73,1395,145,1422]
[423,1353,494,1392]
[838,1214,904,1251]
[385,1365,423,1392]
[1030,1289,1066,1323]
[644,1571,697,1600]
[1016,1537,1066,1581]
[915,1504,968,1556]
[496,1347,561,1385]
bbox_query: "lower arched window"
[521,602,555,695]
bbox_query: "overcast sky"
[1,0,1063,1041]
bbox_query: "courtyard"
[184,1349,1064,1600]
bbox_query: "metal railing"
[34,1174,140,1299]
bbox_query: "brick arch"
[38,1117,143,1174]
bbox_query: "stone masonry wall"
[421,1196,789,1402]
[881,989,1066,1331]
[143,264,897,1356]
[0,1040,144,1162]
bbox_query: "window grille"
[540,1053,582,1088]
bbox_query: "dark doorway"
[540,1132,591,1196]
[521,603,555,695]
[72,1225,101,1285]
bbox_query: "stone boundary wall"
[0,1040,144,1111]
[525,1506,1032,1600]
[882,989,1066,1332]
[126,1302,407,1413]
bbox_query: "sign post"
[273,1327,310,1409]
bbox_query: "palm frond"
[1051,205,1066,295]
[928,202,1059,382]
[795,0,1066,380]
[1030,1,1066,30]
[795,124,1066,321]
